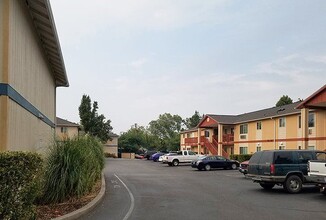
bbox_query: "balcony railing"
[184,137,198,146]
[222,134,234,143]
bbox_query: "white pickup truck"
[308,152,326,195]
[167,150,200,166]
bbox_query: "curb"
[53,173,106,220]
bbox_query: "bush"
[230,154,252,162]
[0,151,43,220]
[41,136,104,204]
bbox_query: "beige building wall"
[316,111,326,151]
[104,136,118,157]
[1,1,56,152]
[55,127,79,140]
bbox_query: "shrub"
[0,151,43,220]
[41,136,104,204]
[230,154,252,162]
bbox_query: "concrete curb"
[53,173,106,220]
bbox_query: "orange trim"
[232,137,326,144]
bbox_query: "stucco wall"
[55,127,79,140]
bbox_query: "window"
[224,129,228,134]
[316,152,326,160]
[240,124,248,134]
[308,146,315,150]
[279,145,285,150]
[257,121,262,130]
[256,146,262,152]
[204,130,210,137]
[189,151,196,155]
[274,151,294,164]
[297,152,313,164]
[308,113,315,127]
[239,147,248,154]
[61,127,67,133]
[298,115,301,128]
[279,117,286,127]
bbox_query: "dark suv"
[247,150,323,193]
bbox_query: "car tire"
[285,175,302,194]
[205,164,211,171]
[172,159,179,166]
[231,163,237,170]
[259,183,275,190]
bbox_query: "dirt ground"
[36,180,101,220]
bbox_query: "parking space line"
[114,174,135,220]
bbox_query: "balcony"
[222,134,234,143]
[184,137,198,146]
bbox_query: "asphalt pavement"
[81,158,326,220]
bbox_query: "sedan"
[151,152,165,162]
[191,155,239,171]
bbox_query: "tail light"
[270,164,275,175]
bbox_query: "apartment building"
[180,85,326,157]
[55,117,80,140]
[0,0,68,152]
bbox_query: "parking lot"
[82,158,326,220]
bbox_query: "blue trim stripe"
[0,83,55,128]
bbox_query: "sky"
[50,0,326,134]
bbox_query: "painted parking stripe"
[114,174,135,220]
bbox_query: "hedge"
[0,151,43,220]
[230,154,253,162]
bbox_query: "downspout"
[272,117,276,149]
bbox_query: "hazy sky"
[50,0,326,134]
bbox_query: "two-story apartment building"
[55,117,80,140]
[0,0,68,152]
[181,85,326,158]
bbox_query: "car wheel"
[231,163,237,170]
[259,183,275,190]
[285,175,302,194]
[172,159,179,166]
[205,164,211,171]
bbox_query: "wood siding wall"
[3,1,56,152]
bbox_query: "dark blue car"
[191,155,239,171]
[151,152,165,162]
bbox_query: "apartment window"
[256,146,262,152]
[298,115,301,128]
[257,121,262,130]
[240,147,248,154]
[308,146,315,150]
[279,145,285,150]
[308,113,315,128]
[279,117,286,127]
[205,130,210,137]
[60,127,67,133]
[240,124,248,134]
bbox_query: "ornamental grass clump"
[0,151,43,220]
[41,136,104,204]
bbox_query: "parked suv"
[247,150,324,193]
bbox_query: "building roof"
[56,117,79,127]
[180,127,198,134]
[203,101,302,126]
[297,84,326,109]
[109,132,119,138]
[25,0,69,87]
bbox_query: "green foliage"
[148,113,183,150]
[230,154,252,162]
[184,111,202,129]
[276,95,293,107]
[79,94,113,143]
[118,124,159,153]
[0,151,43,220]
[41,136,104,204]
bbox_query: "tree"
[118,125,159,153]
[184,111,202,129]
[276,95,293,107]
[78,95,112,143]
[148,113,183,151]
